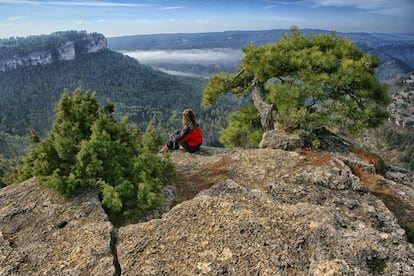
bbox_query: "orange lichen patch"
[348,165,393,194]
[350,147,372,164]
[351,165,375,188]
[174,155,234,203]
[350,147,387,175]
[299,150,333,167]
[347,162,414,243]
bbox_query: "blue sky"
[0,0,413,39]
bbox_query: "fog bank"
[122,48,244,66]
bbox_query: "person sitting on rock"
[160,109,203,153]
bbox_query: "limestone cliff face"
[57,41,76,61]
[83,34,108,53]
[0,33,107,72]
[0,51,53,71]
[1,143,413,275]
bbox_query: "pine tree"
[9,88,173,225]
[202,27,391,147]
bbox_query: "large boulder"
[259,129,304,150]
[0,178,116,275]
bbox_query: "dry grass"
[174,155,234,203]
[350,147,387,175]
[299,150,333,167]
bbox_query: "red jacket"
[179,126,203,147]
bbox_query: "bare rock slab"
[118,179,414,275]
[0,178,115,275]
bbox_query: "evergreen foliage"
[219,102,263,148]
[378,126,414,171]
[8,88,173,225]
[203,27,392,147]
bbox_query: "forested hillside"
[0,51,238,135]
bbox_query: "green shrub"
[8,88,173,225]
[219,102,263,148]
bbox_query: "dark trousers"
[181,142,201,153]
[166,140,200,153]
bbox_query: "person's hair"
[182,109,198,130]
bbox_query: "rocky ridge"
[0,32,107,72]
[0,133,413,275]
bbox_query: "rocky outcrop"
[116,148,413,275]
[119,178,412,275]
[57,41,76,61]
[387,71,414,130]
[0,32,107,72]
[1,147,413,274]
[259,129,303,150]
[0,51,53,71]
[0,178,115,275]
[83,34,108,53]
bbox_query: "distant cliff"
[0,31,107,72]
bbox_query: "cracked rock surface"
[0,178,115,275]
[118,148,413,275]
[1,147,413,275]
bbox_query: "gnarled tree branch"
[251,79,274,131]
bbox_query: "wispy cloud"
[195,19,210,25]
[0,0,150,7]
[7,15,27,21]
[306,0,412,15]
[160,6,183,10]
[75,19,85,25]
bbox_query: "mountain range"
[108,29,414,81]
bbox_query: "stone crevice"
[110,226,121,276]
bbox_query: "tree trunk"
[252,80,274,131]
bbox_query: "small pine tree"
[9,88,173,225]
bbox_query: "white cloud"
[7,16,26,21]
[160,6,183,10]
[0,0,150,8]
